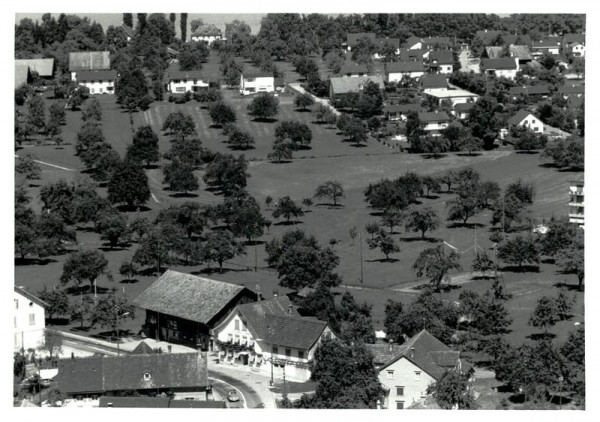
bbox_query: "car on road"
[227,390,240,402]
[39,379,55,388]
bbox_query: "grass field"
[15,71,584,349]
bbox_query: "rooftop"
[76,70,117,82]
[507,109,535,125]
[339,62,369,75]
[429,50,454,65]
[14,58,54,77]
[420,73,448,89]
[418,111,452,122]
[168,69,206,80]
[424,88,478,99]
[481,57,518,70]
[14,286,48,308]
[386,61,426,73]
[68,51,111,71]
[330,75,385,95]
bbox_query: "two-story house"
[383,103,424,121]
[377,330,473,410]
[212,296,334,382]
[420,74,448,93]
[190,24,223,45]
[423,88,479,107]
[386,61,427,82]
[428,50,454,74]
[480,58,519,80]
[419,111,452,134]
[76,70,117,95]
[531,38,562,57]
[166,69,209,94]
[569,178,584,227]
[507,109,544,133]
[68,51,111,81]
[563,33,585,58]
[240,71,275,95]
[14,286,47,353]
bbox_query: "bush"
[168,95,176,103]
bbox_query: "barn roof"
[386,61,426,73]
[15,58,54,77]
[507,109,535,125]
[76,70,117,82]
[68,51,111,71]
[420,73,448,89]
[481,58,518,70]
[329,75,384,95]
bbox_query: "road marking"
[15,155,75,172]
[208,376,247,409]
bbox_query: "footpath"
[287,83,341,116]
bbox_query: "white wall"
[78,80,115,95]
[517,114,544,133]
[167,79,209,94]
[191,35,221,45]
[423,121,449,131]
[388,71,425,83]
[379,357,436,410]
[438,64,453,74]
[14,291,45,353]
[240,76,275,95]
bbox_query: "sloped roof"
[377,38,400,49]
[558,83,585,95]
[366,343,406,365]
[56,353,207,394]
[346,32,376,47]
[403,36,422,48]
[507,109,535,125]
[383,103,423,113]
[68,51,111,71]
[378,330,470,381]
[330,75,385,95]
[99,397,226,408]
[563,33,585,45]
[422,37,451,47]
[243,70,273,79]
[400,48,428,61]
[509,84,550,96]
[263,314,328,350]
[133,270,253,325]
[419,111,451,122]
[475,30,517,46]
[420,73,447,89]
[76,70,117,82]
[386,61,426,73]
[486,45,532,61]
[237,296,298,341]
[532,39,561,49]
[481,58,517,70]
[15,58,54,77]
[15,64,29,88]
[340,62,369,75]
[454,102,475,112]
[131,340,155,355]
[429,50,453,65]
[14,286,48,308]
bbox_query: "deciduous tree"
[413,245,461,291]
[60,250,109,290]
[404,207,439,239]
[247,93,279,120]
[314,181,345,206]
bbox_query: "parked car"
[227,390,240,402]
[39,378,55,388]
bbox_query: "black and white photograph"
[8,1,593,416]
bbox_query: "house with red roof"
[212,296,335,382]
[375,330,473,410]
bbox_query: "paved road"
[208,370,265,409]
[209,377,244,408]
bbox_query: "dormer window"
[143,372,152,381]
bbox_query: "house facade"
[377,330,473,410]
[166,69,209,93]
[190,25,223,45]
[423,88,479,107]
[339,63,369,77]
[419,111,451,133]
[428,50,454,74]
[240,71,275,95]
[133,270,257,351]
[507,110,544,133]
[14,286,47,353]
[76,70,117,94]
[212,297,334,382]
[386,61,426,82]
[383,104,423,121]
[569,179,584,227]
[481,58,519,80]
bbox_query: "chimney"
[410,348,415,359]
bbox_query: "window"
[14,299,18,310]
[396,386,405,396]
[534,127,540,132]
[246,78,255,83]
[143,372,152,380]
[396,401,404,409]
[387,370,394,380]
[176,87,186,93]
[272,346,278,354]
[285,348,291,357]
[234,319,240,330]
[298,351,305,359]
[29,313,35,326]
[415,371,421,379]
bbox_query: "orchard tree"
[133,223,181,274]
[75,121,105,156]
[81,98,102,122]
[384,300,404,344]
[268,140,293,163]
[228,129,255,150]
[275,120,313,150]
[458,136,483,156]
[155,202,207,239]
[247,93,279,120]
[404,207,439,239]
[422,176,441,197]
[60,250,109,290]
[37,286,70,320]
[27,95,46,133]
[497,236,540,270]
[413,245,461,292]
[202,231,245,272]
[119,260,139,281]
[126,125,160,167]
[162,111,197,141]
[202,153,249,196]
[367,229,400,261]
[15,153,41,182]
[429,371,476,409]
[107,161,151,208]
[165,137,205,167]
[295,93,314,111]
[90,294,136,336]
[38,329,64,362]
[314,181,345,207]
[556,230,584,290]
[95,208,129,249]
[230,205,266,243]
[272,196,304,224]
[472,251,496,277]
[163,160,199,194]
[529,296,560,335]
[343,116,368,146]
[179,42,209,70]
[209,102,237,127]
[48,102,66,126]
[380,208,404,234]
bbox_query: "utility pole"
[359,231,364,284]
[254,242,258,272]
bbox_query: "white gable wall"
[516,114,544,133]
[14,291,46,353]
[378,356,436,409]
[240,76,275,95]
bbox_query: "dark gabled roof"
[99,397,227,408]
[420,73,447,89]
[263,314,327,350]
[68,51,110,71]
[168,69,206,80]
[56,353,207,395]
[486,45,532,61]
[481,58,517,70]
[132,270,253,325]
[329,75,385,95]
[237,296,298,341]
[403,36,422,48]
[383,103,423,113]
[15,58,54,77]
[346,32,376,47]
[339,62,369,75]
[366,343,406,365]
[386,61,426,73]
[454,102,475,112]
[429,50,453,65]
[377,37,400,49]
[243,70,273,79]
[121,25,134,38]
[509,84,550,96]
[14,286,48,308]
[378,330,470,381]
[563,33,585,45]
[558,83,585,95]
[507,109,535,125]
[422,37,451,47]
[532,39,562,49]
[475,30,518,46]
[399,48,428,61]
[131,340,155,355]
[15,64,30,88]
[418,111,451,122]
[76,70,117,82]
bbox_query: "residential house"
[99,397,226,408]
[422,37,452,50]
[15,64,30,88]
[474,30,531,47]
[569,179,584,227]
[14,58,55,79]
[508,84,551,101]
[68,51,111,81]
[190,24,223,45]
[403,36,423,50]
[374,38,401,59]
[420,74,448,93]
[133,270,257,350]
[428,50,454,74]
[76,70,117,95]
[507,109,544,133]
[480,57,519,80]
[367,342,407,368]
[212,296,335,382]
[339,62,369,77]
[240,70,275,95]
[344,33,376,51]
[400,48,429,62]
[563,33,585,57]
[14,286,47,353]
[418,111,452,134]
[423,88,479,107]
[329,75,385,101]
[531,38,562,57]
[558,83,585,100]
[386,61,426,82]
[453,102,475,120]
[383,103,423,121]
[485,45,533,65]
[55,351,208,400]
[377,330,473,410]
[166,68,209,93]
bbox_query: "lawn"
[15,80,584,348]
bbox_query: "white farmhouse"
[190,25,223,45]
[76,70,117,95]
[14,286,47,353]
[166,69,209,94]
[240,71,275,95]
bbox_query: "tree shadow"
[369,211,384,217]
[274,220,303,226]
[64,285,112,295]
[119,278,140,284]
[527,332,557,340]
[422,154,448,159]
[251,117,278,123]
[312,120,327,125]
[366,257,400,263]
[227,145,256,151]
[294,108,312,113]
[138,266,164,277]
[209,124,222,129]
[471,275,496,280]
[455,152,483,157]
[15,257,58,266]
[315,202,345,209]
[116,204,151,213]
[169,192,199,198]
[502,265,540,273]
[553,281,583,292]
[541,257,556,264]
[70,326,92,333]
[144,164,160,170]
[400,236,439,243]
[447,222,486,229]
[538,162,559,169]
[243,239,265,246]
[558,167,584,173]
[46,317,70,326]
[269,160,293,164]
[515,150,539,155]
[192,267,247,276]
[424,195,440,200]
[350,143,368,148]
[75,226,96,233]
[99,245,131,252]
